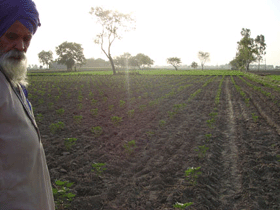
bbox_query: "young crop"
[91,163,107,177]
[91,126,103,137]
[108,104,114,111]
[73,115,83,124]
[54,95,60,101]
[38,99,44,105]
[251,113,259,122]
[91,108,98,116]
[167,111,176,119]
[139,104,146,112]
[52,180,76,210]
[123,140,136,155]
[173,202,194,209]
[119,100,126,108]
[78,95,83,102]
[49,121,65,134]
[77,103,83,110]
[159,120,166,128]
[56,108,65,115]
[145,131,155,138]
[103,97,108,102]
[127,109,135,118]
[64,138,77,151]
[207,118,215,128]
[48,102,54,109]
[91,99,98,105]
[36,113,43,122]
[205,133,212,142]
[111,116,122,126]
[185,166,202,186]
[194,145,209,158]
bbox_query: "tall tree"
[55,41,86,71]
[198,51,210,70]
[89,7,135,75]
[191,61,198,69]
[114,52,132,69]
[230,28,265,71]
[255,35,266,71]
[167,57,181,70]
[133,53,154,69]
[38,50,53,69]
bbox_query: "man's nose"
[14,39,25,51]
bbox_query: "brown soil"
[28,75,280,210]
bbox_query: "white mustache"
[5,50,27,61]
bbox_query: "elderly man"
[0,0,55,209]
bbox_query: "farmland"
[28,70,280,209]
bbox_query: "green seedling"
[276,154,280,162]
[91,126,103,137]
[127,109,135,118]
[78,95,83,102]
[173,202,194,209]
[91,163,107,176]
[185,166,202,186]
[64,138,77,151]
[205,133,212,142]
[209,112,218,118]
[123,140,136,155]
[91,99,98,105]
[88,91,93,98]
[49,121,65,134]
[36,113,43,122]
[139,104,146,112]
[48,102,54,109]
[91,108,98,116]
[77,103,83,110]
[251,113,259,122]
[52,180,76,210]
[111,116,122,126]
[159,120,166,128]
[73,115,83,124]
[145,131,155,138]
[119,100,126,108]
[103,97,108,102]
[207,118,215,128]
[38,99,44,105]
[56,108,65,115]
[108,104,114,111]
[54,95,60,101]
[168,111,176,119]
[194,145,209,158]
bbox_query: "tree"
[230,28,265,72]
[38,50,53,69]
[167,57,181,70]
[255,35,266,71]
[191,61,198,69]
[89,7,135,75]
[198,51,210,70]
[55,41,86,71]
[114,52,132,69]
[133,53,154,69]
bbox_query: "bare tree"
[89,7,135,74]
[198,51,210,70]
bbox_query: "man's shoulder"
[0,71,11,97]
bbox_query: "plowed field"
[28,73,280,210]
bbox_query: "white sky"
[27,0,280,67]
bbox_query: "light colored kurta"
[0,71,55,210]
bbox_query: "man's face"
[0,20,32,56]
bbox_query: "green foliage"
[91,163,107,176]
[198,51,210,70]
[127,109,135,118]
[64,138,77,151]
[119,100,126,108]
[77,103,83,110]
[108,104,114,111]
[185,166,202,186]
[38,50,53,69]
[55,41,86,71]
[36,113,43,122]
[173,202,194,209]
[48,102,54,109]
[123,140,136,154]
[49,121,65,134]
[195,145,209,158]
[145,131,155,138]
[91,126,103,137]
[111,116,122,126]
[73,115,83,124]
[159,120,166,128]
[56,108,65,115]
[91,108,98,116]
[166,57,182,70]
[251,113,259,122]
[91,99,98,105]
[52,180,76,210]
[205,133,212,142]
[139,104,146,112]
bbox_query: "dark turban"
[0,0,41,38]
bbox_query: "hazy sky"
[27,0,280,67]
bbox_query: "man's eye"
[7,34,17,40]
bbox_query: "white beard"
[0,50,28,86]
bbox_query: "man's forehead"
[5,21,32,36]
